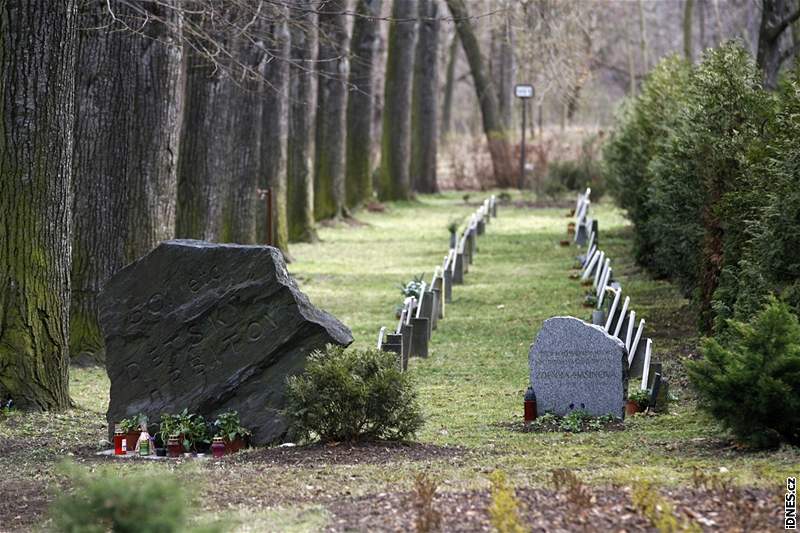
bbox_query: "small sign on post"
[515,84,534,99]
[514,84,534,188]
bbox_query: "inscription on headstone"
[529,316,628,418]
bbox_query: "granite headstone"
[529,316,628,418]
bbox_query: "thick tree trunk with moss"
[446,0,516,188]
[0,0,77,409]
[314,0,349,220]
[345,0,383,209]
[410,0,439,194]
[379,0,418,201]
[287,4,318,242]
[440,31,459,141]
[71,1,183,365]
[259,9,291,253]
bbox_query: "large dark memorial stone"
[528,316,628,418]
[99,240,353,444]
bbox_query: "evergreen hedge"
[604,43,799,333]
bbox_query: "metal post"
[520,100,526,188]
[514,84,534,189]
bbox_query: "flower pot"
[156,447,167,457]
[625,400,643,416]
[224,435,247,454]
[126,431,141,453]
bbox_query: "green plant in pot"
[627,389,650,415]
[118,413,146,451]
[158,409,210,453]
[213,411,251,453]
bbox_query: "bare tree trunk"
[176,19,236,241]
[698,0,706,51]
[638,0,650,71]
[287,4,318,241]
[346,0,383,209]
[71,4,129,366]
[221,29,265,244]
[123,3,183,261]
[446,0,515,188]
[71,2,183,364]
[684,0,694,62]
[440,30,459,142]
[314,0,349,220]
[260,8,291,253]
[794,5,800,67]
[490,4,514,130]
[0,0,77,410]
[627,26,637,97]
[757,0,800,89]
[712,0,723,45]
[410,0,440,194]
[379,0,418,200]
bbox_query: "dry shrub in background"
[412,473,441,533]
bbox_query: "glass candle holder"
[167,437,182,458]
[113,427,125,455]
[211,437,225,459]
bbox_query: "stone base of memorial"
[99,240,353,446]
[528,316,628,419]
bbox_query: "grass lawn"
[1,191,796,531]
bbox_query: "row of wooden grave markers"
[570,188,668,411]
[377,196,498,369]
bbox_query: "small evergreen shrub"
[686,298,800,448]
[50,464,215,533]
[285,346,424,443]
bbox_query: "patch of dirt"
[325,485,781,532]
[197,442,483,512]
[0,478,58,532]
[229,441,468,467]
